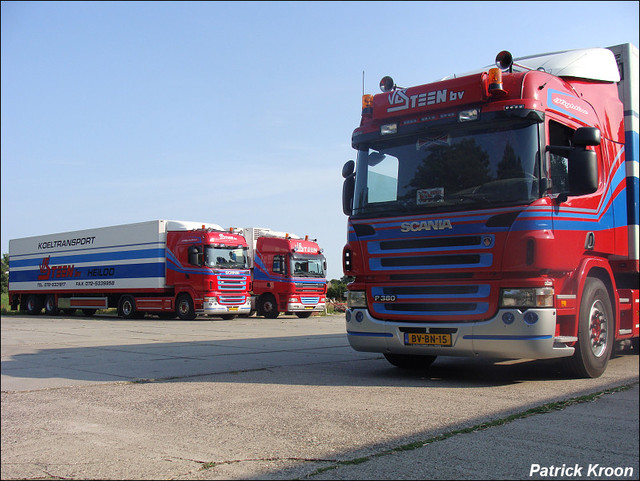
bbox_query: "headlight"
[347,291,367,308]
[500,287,554,308]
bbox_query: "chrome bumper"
[345,308,575,360]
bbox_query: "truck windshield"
[204,246,248,269]
[290,254,326,278]
[352,120,540,216]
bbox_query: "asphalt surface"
[1,313,638,480]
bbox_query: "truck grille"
[295,282,325,291]
[301,297,320,305]
[370,284,492,321]
[368,234,493,271]
[218,275,248,291]
[219,295,246,305]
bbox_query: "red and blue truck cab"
[241,227,327,318]
[9,220,251,320]
[341,44,638,377]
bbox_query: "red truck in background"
[240,227,327,318]
[9,220,251,320]
[341,44,638,378]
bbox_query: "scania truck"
[341,44,638,377]
[240,227,327,318]
[8,220,251,319]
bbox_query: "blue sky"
[2,1,638,280]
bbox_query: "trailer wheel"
[25,295,42,315]
[563,277,613,378]
[119,296,137,319]
[259,294,279,319]
[295,311,313,319]
[384,353,437,370]
[44,295,59,316]
[176,294,196,320]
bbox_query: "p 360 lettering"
[374,295,397,302]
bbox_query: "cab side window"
[272,255,286,275]
[188,245,203,266]
[548,121,574,194]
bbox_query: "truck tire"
[259,294,279,319]
[563,277,613,378]
[44,295,59,316]
[295,311,313,318]
[176,294,196,320]
[119,296,137,319]
[384,353,437,370]
[25,295,42,315]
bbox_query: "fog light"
[346,310,351,322]
[502,312,515,325]
[355,311,364,322]
[524,311,539,325]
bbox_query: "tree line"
[1,253,7,294]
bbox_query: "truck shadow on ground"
[2,320,637,389]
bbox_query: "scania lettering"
[341,44,639,377]
[9,220,251,320]
[239,227,327,319]
[401,220,453,232]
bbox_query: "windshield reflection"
[204,246,248,269]
[353,121,540,216]
[290,255,326,277]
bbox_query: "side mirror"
[568,148,598,196]
[342,160,356,179]
[573,127,601,147]
[342,160,355,179]
[342,176,355,216]
[342,161,355,216]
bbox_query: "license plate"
[304,306,313,309]
[404,333,452,346]
[229,307,238,312]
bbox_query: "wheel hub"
[588,300,608,358]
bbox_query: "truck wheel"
[259,295,279,319]
[563,277,613,378]
[119,296,137,319]
[25,295,42,315]
[295,311,313,318]
[44,295,59,316]
[384,353,437,370]
[176,294,196,320]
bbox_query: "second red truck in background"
[239,227,327,318]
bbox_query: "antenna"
[362,70,365,96]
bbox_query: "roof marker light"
[381,123,397,135]
[362,94,374,113]
[458,108,479,122]
[488,68,506,95]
